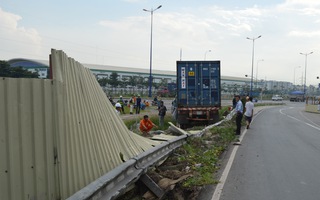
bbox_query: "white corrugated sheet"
[0,49,160,200]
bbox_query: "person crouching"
[139,115,157,136]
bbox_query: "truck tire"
[177,114,189,129]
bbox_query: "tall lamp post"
[293,66,301,89]
[204,50,211,60]
[247,35,262,96]
[255,59,264,88]
[143,5,162,97]
[247,35,261,96]
[300,51,313,100]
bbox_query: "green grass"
[179,120,236,188]
[122,106,240,190]
[120,105,150,115]
[124,114,175,133]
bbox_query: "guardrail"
[67,135,188,200]
[67,111,236,200]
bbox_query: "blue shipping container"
[177,61,221,107]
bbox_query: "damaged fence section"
[0,49,160,200]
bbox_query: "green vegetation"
[0,60,39,78]
[180,121,236,187]
[124,112,174,133]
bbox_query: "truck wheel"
[177,114,189,129]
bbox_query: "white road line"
[306,123,320,131]
[211,136,242,200]
[212,106,319,200]
[211,109,264,200]
[299,110,320,128]
[280,107,320,131]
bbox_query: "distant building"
[8,59,49,79]
[7,58,295,95]
[8,58,176,83]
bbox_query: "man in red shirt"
[139,115,157,136]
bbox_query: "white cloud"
[277,0,320,16]
[289,30,320,37]
[284,0,320,6]
[0,7,42,59]
[96,6,269,72]
[2,2,318,84]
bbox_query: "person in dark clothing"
[234,95,243,135]
[232,94,237,109]
[136,95,141,114]
[153,96,158,106]
[158,101,167,128]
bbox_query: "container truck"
[176,60,221,128]
[289,91,304,102]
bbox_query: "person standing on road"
[232,94,237,109]
[158,101,167,128]
[235,95,243,135]
[139,115,158,136]
[244,96,254,129]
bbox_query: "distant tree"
[159,78,168,88]
[128,76,138,87]
[221,82,228,93]
[120,77,128,87]
[109,72,120,87]
[231,84,239,94]
[98,77,108,87]
[0,60,39,78]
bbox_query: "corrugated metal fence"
[0,49,159,199]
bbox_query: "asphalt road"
[218,102,320,200]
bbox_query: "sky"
[0,0,319,85]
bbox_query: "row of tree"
[97,72,170,90]
[0,61,39,78]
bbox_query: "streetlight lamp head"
[258,35,262,38]
[157,5,162,9]
[143,9,148,11]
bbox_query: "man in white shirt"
[244,96,254,129]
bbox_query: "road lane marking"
[299,110,320,128]
[211,109,265,200]
[306,123,320,131]
[280,108,320,131]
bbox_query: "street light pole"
[204,50,211,60]
[293,66,301,89]
[256,59,264,88]
[143,5,162,97]
[247,35,262,96]
[300,51,313,100]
